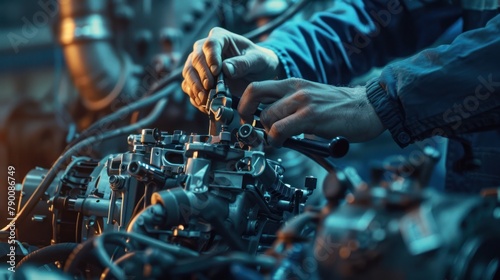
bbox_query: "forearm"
[259,0,461,84]
[367,14,500,147]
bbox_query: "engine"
[6,74,341,278]
[1,1,500,279]
[8,111,500,280]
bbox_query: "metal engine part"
[16,125,317,253]
[270,148,500,280]
[313,187,500,280]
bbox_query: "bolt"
[109,175,124,190]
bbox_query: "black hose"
[100,252,139,280]
[63,238,95,275]
[94,231,199,279]
[276,211,319,243]
[63,235,132,276]
[16,243,79,269]
[65,231,198,279]
[66,75,181,149]
[170,252,276,276]
[0,98,168,231]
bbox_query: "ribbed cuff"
[366,78,413,147]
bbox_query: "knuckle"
[261,108,281,130]
[246,81,260,93]
[191,81,202,92]
[300,106,314,119]
[271,122,285,140]
[193,39,205,50]
[294,90,311,103]
[208,27,224,36]
[203,38,217,51]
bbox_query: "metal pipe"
[57,0,137,111]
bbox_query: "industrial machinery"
[3,73,500,280]
[3,74,349,279]
[270,148,500,280]
[1,1,500,280]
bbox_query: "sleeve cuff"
[365,78,413,147]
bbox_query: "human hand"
[182,27,282,112]
[238,78,385,146]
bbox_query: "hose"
[93,231,199,279]
[16,243,79,269]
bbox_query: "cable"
[63,238,95,276]
[100,252,139,280]
[66,72,181,149]
[94,231,200,279]
[170,252,276,276]
[0,98,168,232]
[16,242,79,269]
[301,151,338,173]
[63,235,133,276]
[130,194,145,220]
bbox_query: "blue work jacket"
[259,0,500,192]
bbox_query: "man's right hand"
[182,27,283,113]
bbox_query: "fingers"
[183,27,247,109]
[260,94,311,146]
[222,52,254,79]
[182,41,218,108]
[182,53,206,105]
[238,79,318,147]
[266,112,309,147]
[203,27,229,76]
[259,96,298,132]
[192,45,215,90]
[183,79,207,113]
[189,96,208,114]
[238,80,288,123]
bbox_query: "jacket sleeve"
[258,0,461,85]
[366,14,500,147]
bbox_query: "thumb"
[222,53,260,79]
